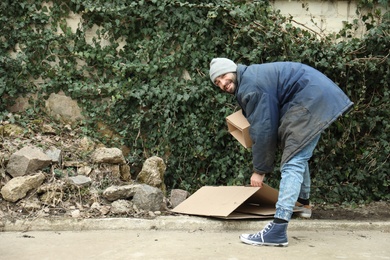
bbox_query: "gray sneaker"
[239,222,288,247]
[295,205,312,218]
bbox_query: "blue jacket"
[235,62,353,173]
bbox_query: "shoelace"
[250,222,273,239]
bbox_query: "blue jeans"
[274,134,321,221]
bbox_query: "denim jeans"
[274,134,321,221]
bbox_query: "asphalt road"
[1,216,389,260]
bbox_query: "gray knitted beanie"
[209,58,237,84]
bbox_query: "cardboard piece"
[172,184,280,219]
[226,110,252,148]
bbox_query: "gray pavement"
[1,216,390,260]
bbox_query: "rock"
[45,92,84,124]
[0,172,46,202]
[90,202,110,215]
[119,164,131,182]
[102,184,141,201]
[100,206,110,215]
[111,200,134,214]
[71,209,81,218]
[132,184,164,212]
[90,147,126,164]
[169,189,189,208]
[68,175,92,186]
[77,166,92,176]
[136,156,167,193]
[6,146,52,177]
[45,146,62,163]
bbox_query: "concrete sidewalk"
[1,215,390,232]
[1,217,389,260]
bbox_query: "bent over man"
[209,58,353,247]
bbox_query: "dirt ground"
[311,201,390,221]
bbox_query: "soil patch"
[312,201,390,221]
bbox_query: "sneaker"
[239,222,288,247]
[295,204,312,218]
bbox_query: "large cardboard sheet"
[172,184,279,219]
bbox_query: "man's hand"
[250,173,265,188]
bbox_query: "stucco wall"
[271,0,363,36]
[63,1,370,40]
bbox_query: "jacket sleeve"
[241,91,279,173]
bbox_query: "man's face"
[214,72,237,94]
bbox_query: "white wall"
[14,1,387,47]
[64,1,371,40]
[271,0,387,37]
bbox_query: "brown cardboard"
[226,110,252,148]
[172,184,280,219]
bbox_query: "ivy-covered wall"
[1,0,389,203]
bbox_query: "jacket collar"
[235,64,247,96]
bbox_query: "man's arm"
[242,91,279,174]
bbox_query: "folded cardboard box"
[172,184,280,219]
[226,110,252,148]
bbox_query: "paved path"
[1,217,389,260]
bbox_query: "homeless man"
[209,58,353,247]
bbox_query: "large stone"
[90,147,126,164]
[1,172,46,202]
[6,146,52,177]
[102,184,141,201]
[45,146,62,164]
[136,156,166,193]
[169,189,189,208]
[132,184,164,212]
[45,92,84,124]
[68,175,92,186]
